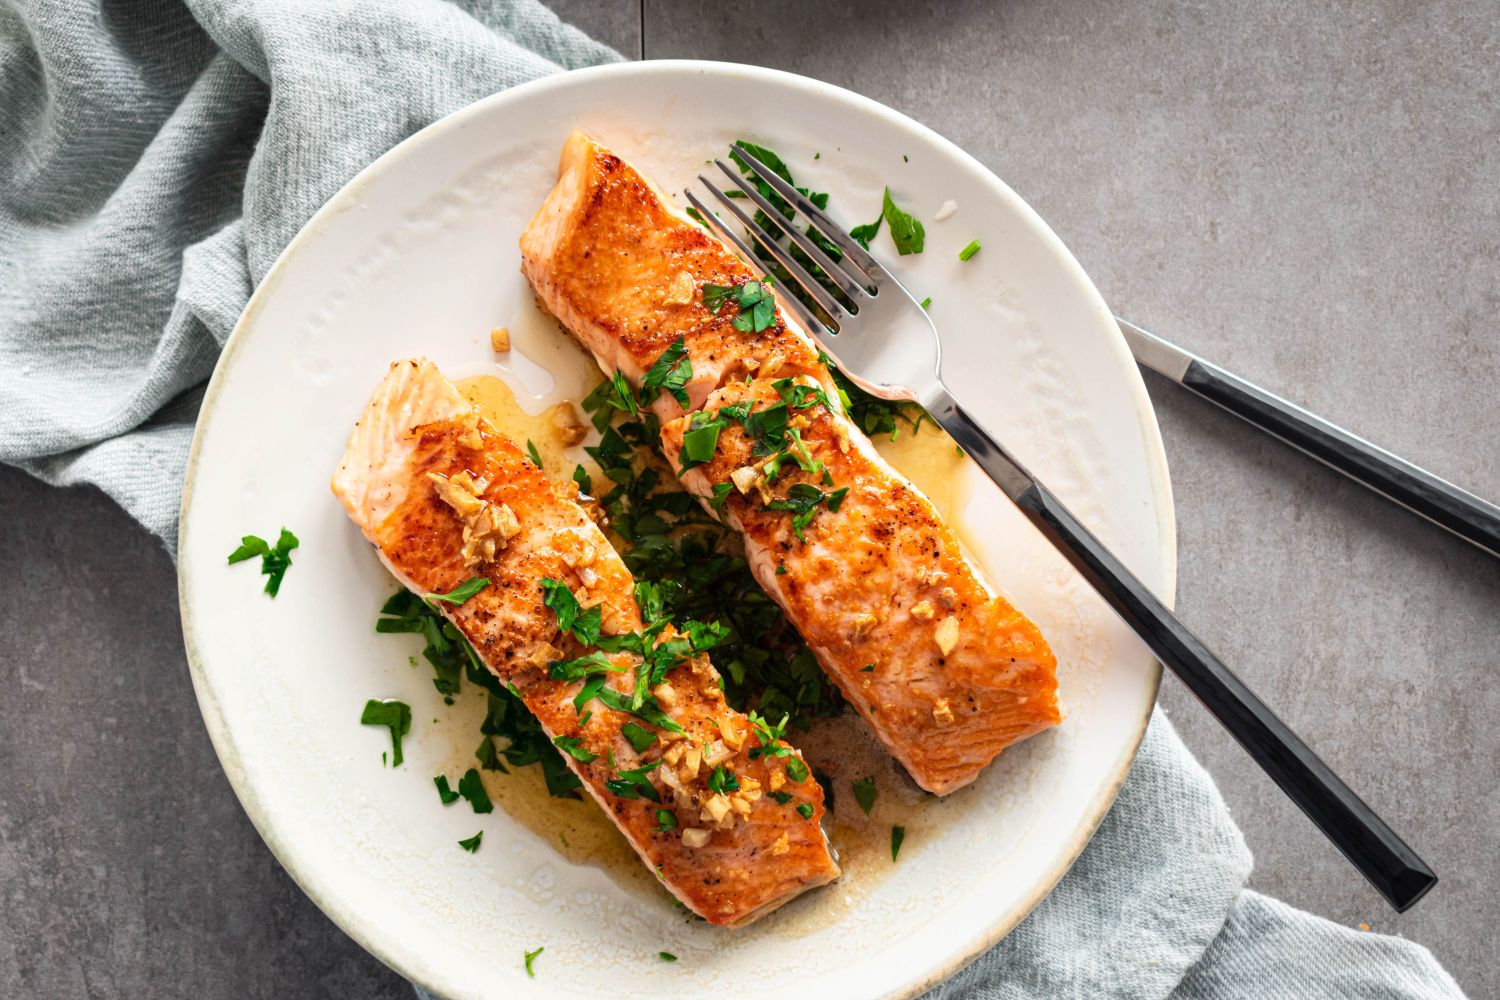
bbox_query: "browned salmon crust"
[520,134,1062,795]
[332,359,839,926]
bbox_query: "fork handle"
[924,387,1437,912]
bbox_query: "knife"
[1117,317,1500,558]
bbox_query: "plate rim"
[177,58,1174,999]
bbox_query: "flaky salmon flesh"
[520,133,1062,795]
[332,359,839,927]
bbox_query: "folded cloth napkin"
[0,2,1467,997]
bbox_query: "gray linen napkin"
[0,2,1466,997]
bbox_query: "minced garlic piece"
[933,698,955,726]
[702,794,732,824]
[939,586,959,609]
[663,744,685,767]
[428,471,485,518]
[527,642,561,669]
[760,354,785,379]
[490,326,511,352]
[730,465,761,495]
[910,600,935,621]
[702,740,732,768]
[770,832,790,855]
[548,401,587,446]
[664,270,696,306]
[768,769,785,792]
[728,795,752,817]
[719,722,744,751]
[429,471,518,568]
[681,746,702,781]
[935,615,961,656]
[681,828,711,848]
[850,612,879,641]
[653,682,677,707]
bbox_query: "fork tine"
[711,160,866,302]
[730,144,888,286]
[699,177,852,324]
[682,190,832,341]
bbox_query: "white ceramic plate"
[178,61,1173,1000]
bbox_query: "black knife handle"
[1181,358,1500,557]
[930,392,1439,912]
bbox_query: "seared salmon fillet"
[520,134,1061,795]
[332,359,839,926]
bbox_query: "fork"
[689,145,1437,913]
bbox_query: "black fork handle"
[924,387,1437,912]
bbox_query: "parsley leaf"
[458,831,483,853]
[706,765,740,795]
[434,775,459,804]
[359,699,411,767]
[881,188,925,255]
[658,951,678,962]
[677,411,724,473]
[731,280,776,333]
[852,776,878,815]
[766,482,849,541]
[639,337,693,408]
[769,791,793,805]
[891,825,906,861]
[425,576,489,606]
[524,947,543,977]
[958,238,981,261]
[850,213,882,250]
[702,283,738,314]
[552,735,598,763]
[457,767,493,813]
[622,722,656,753]
[227,528,299,597]
[549,650,624,681]
[475,736,506,771]
[656,809,678,832]
[605,760,662,802]
[526,439,544,468]
[796,803,814,819]
[539,578,603,645]
[785,757,809,784]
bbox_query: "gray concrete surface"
[2,1,1496,996]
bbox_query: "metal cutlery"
[689,145,1437,912]
[1117,317,1500,557]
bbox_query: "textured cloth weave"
[0,2,1467,997]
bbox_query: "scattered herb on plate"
[524,946,544,977]
[359,699,411,767]
[425,576,489,606]
[891,824,906,861]
[958,238,981,261]
[458,831,483,853]
[458,767,494,814]
[852,776,878,815]
[434,775,459,804]
[227,528,299,597]
[658,951,678,962]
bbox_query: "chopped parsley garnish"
[375,590,583,798]
[769,791,793,805]
[706,765,740,795]
[677,410,724,472]
[549,650,623,681]
[425,576,489,606]
[581,370,639,431]
[524,946,543,978]
[359,699,411,767]
[434,775,459,804]
[850,212,882,250]
[775,562,786,575]
[526,438,544,468]
[605,760,662,802]
[622,722,656,753]
[796,803,814,819]
[552,735,598,763]
[658,951,678,962]
[539,578,602,645]
[784,757,809,783]
[881,188,925,255]
[572,463,593,496]
[475,736,506,771]
[702,280,777,334]
[860,664,875,672]
[891,825,906,861]
[458,831,483,853]
[639,336,693,408]
[958,239,981,261]
[820,350,927,443]
[656,809,678,832]
[710,481,734,511]
[852,776,878,815]
[458,767,493,813]
[227,528,299,597]
[765,482,849,541]
[919,296,932,309]
[747,711,792,760]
